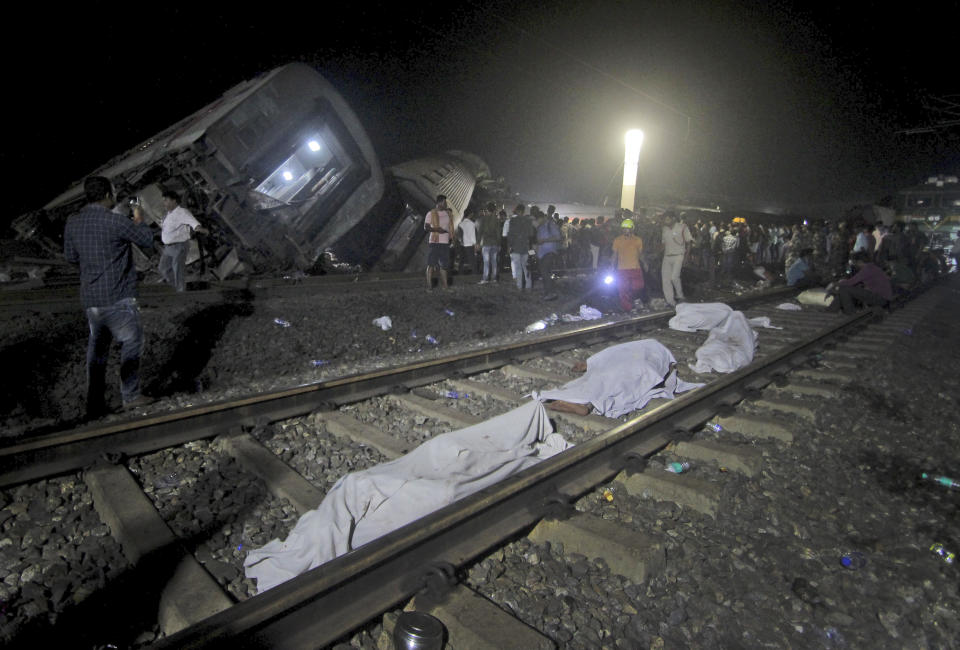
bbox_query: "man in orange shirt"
[612,219,645,311]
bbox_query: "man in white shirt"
[456,208,478,274]
[660,211,693,306]
[159,189,207,292]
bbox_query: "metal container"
[393,611,445,650]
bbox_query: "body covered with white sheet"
[244,400,568,593]
[536,340,702,418]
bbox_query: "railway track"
[1,281,952,648]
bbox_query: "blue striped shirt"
[64,204,155,308]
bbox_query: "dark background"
[5,1,958,225]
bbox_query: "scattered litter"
[748,316,782,329]
[372,316,392,331]
[311,360,330,367]
[425,335,438,345]
[410,329,418,339]
[525,313,559,332]
[921,472,959,489]
[273,318,291,328]
[445,390,469,399]
[155,472,180,489]
[777,303,802,311]
[840,551,866,569]
[601,488,615,502]
[665,462,690,474]
[930,543,956,564]
[791,577,823,607]
[704,422,723,433]
[579,305,602,320]
[444,308,455,316]
[800,547,819,560]
[797,289,835,308]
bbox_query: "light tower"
[621,129,644,211]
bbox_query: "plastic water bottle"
[311,359,330,367]
[705,422,723,433]
[444,309,455,316]
[840,551,866,569]
[426,335,438,345]
[930,543,956,564]
[273,318,291,328]
[921,473,959,489]
[665,462,690,474]
[445,390,459,399]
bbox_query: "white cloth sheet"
[244,400,569,593]
[535,340,703,418]
[667,303,732,332]
[689,311,758,373]
[667,302,779,373]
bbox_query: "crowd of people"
[426,195,957,315]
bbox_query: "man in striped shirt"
[64,176,156,417]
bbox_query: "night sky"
[6,1,959,225]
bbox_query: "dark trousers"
[617,268,645,310]
[839,285,886,314]
[538,252,558,294]
[459,246,476,273]
[85,297,144,415]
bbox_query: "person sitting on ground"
[830,251,892,314]
[786,248,818,288]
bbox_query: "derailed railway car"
[376,153,481,271]
[13,63,424,275]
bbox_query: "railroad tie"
[764,379,837,399]
[311,410,411,459]
[710,414,794,443]
[751,394,819,423]
[614,470,719,518]
[528,512,665,584]
[672,440,763,477]
[83,465,233,636]
[389,393,483,428]
[450,378,525,404]
[790,367,857,383]
[409,586,554,650]
[217,434,324,513]
[500,364,575,386]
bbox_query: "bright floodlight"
[282,171,294,182]
[604,274,614,285]
[308,140,321,152]
[621,129,644,210]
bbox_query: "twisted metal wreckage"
[9,62,488,284]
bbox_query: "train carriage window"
[255,134,337,202]
[942,192,960,208]
[244,97,370,238]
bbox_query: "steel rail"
[0,288,795,488]
[155,305,876,649]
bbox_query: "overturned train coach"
[16,62,479,276]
